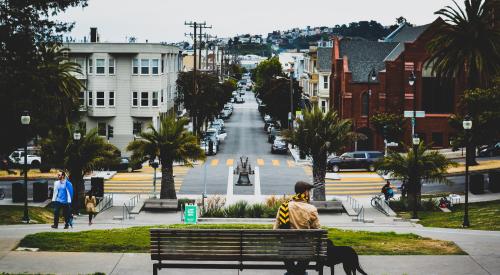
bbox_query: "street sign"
[404,111,425,118]
[387,142,399,147]
[184,204,198,224]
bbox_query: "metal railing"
[121,194,141,221]
[371,194,392,216]
[96,194,113,213]
[347,195,365,222]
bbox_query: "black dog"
[325,239,367,275]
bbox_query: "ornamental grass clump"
[224,201,248,218]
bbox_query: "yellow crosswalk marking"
[226,159,234,166]
[257,159,265,166]
[326,190,379,195]
[287,160,295,168]
[272,160,280,166]
[211,159,219,166]
[324,183,384,187]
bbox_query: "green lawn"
[18,224,465,255]
[0,205,55,225]
[399,200,500,231]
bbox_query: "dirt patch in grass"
[18,224,465,255]
[0,205,55,225]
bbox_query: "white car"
[201,138,218,155]
[9,148,42,168]
[207,128,226,142]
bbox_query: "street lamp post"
[463,116,472,227]
[289,64,295,130]
[408,71,417,136]
[151,159,159,198]
[366,68,376,129]
[412,134,420,219]
[21,111,30,223]
[73,131,81,214]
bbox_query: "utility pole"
[198,24,212,70]
[185,21,205,136]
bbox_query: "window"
[132,91,138,107]
[152,91,158,106]
[109,91,115,106]
[132,59,139,74]
[141,59,149,74]
[321,100,326,113]
[108,58,115,74]
[141,92,149,106]
[96,91,105,106]
[161,59,164,73]
[353,153,366,159]
[160,89,164,103]
[96,59,105,74]
[88,59,93,74]
[79,91,85,107]
[97,122,107,136]
[133,121,142,135]
[361,92,369,116]
[432,132,444,147]
[323,75,328,89]
[152,59,159,74]
[88,91,93,106]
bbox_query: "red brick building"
[330,18,464,151]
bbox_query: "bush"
[224,201,248,218]
[245,203,266,218]
[389,197,439,212]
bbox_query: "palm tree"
[127,115,205,199]
[41,124,120,210]
[427,0,500,164]
[376,142,457,218]
[285,107,354,201]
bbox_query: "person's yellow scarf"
[278,192,309,229]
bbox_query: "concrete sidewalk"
[0,252,491,275]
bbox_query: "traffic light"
[107,125,114,139]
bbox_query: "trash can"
[488,170,500,193]
[91,177,104,197]
[470,174,485,194]
[33,180,48,202]
[11,181,25,203]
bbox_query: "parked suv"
[9,147,42,168]
[327,151,384,172]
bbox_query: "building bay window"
[152,91,159,106]
[88,91,93,106]
[152,59,159,75]
[141,59,149,74]
[96,91,105,106]
[133,59,139,74]
[96,59,105,74]
[141,92,149,106]
[79,91,85,107]
[109,91,115,106]
[88,59,93,74]
[97,122,107,136]
[109,58,115,74]
[132,91,138,107]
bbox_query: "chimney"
[90,27,98,43]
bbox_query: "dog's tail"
[356,262,368,275]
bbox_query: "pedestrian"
[51,171,72,229]
[85,190,97,225]
[274,181,320,275]
[65,177,74,228]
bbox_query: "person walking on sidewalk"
[273,181,320,275]
[85,190,97,225]
[51,171,72,229]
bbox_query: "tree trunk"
[407,177,422,217]
[160,161,177,199]
[312,156,327,201]
[69,170,84,212]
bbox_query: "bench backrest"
[150,229,328,262]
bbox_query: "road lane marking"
[227,167,233,196]
[254,166,261,196]
[287,160,295,168]
[211,159,219,166]
[257,159,265,166]
[226,159,234,166]
[272,160,280,166]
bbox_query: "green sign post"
[184,204,198,224]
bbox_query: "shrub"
[245,203,266,218]
[389,197,439,212]
[203,195,225,216]
[224,201,248,218]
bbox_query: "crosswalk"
[104,166,191,194]
[199,158,296,167]
[303,166,385,197]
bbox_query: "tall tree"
[376,142,457,218]
[285,107,354,201]
[0,0,88,155]
[127,115,205,199]
[253,57,283,98]
[261,77,302,127]
[371,112,406,143]
[427,0,500,163]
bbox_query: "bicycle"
[0,188,5,200]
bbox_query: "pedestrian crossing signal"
[107,125,114,139]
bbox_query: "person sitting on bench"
[274,181,320,275]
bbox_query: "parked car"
[268,128,281,143]
[327,151,384,172]
[109,157,142,172]
[201,137,218,155]
[478,142,500,157]
[271,137,288,154]
[236,97,245,103]
[8,147,42,168]
[239,90,245,96]
[206,127,226,142]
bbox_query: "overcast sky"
[56,0,453,43]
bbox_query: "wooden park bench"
[310,200,344,213]
[143,199,178,211]
[150,229,328,275]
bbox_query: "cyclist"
[381,181,394,201]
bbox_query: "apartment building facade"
[67,42,182,155]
